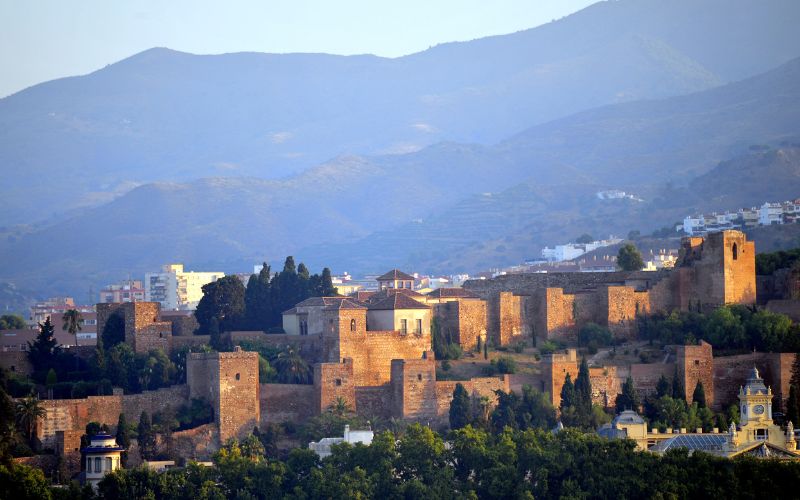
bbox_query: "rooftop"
[376,269,415,281]
[367,293,430,311]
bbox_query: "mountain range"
[1,0,800,306]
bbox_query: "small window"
[694,360,700,366]
[106,457,112,470]
[400,319,408,335]
[235,373,240,381]
[417,373,423,381]
[350,319,357,332]
[95,457,101,472]
[415,319,423,335]
[335,378,342,386]
[732,243,738,260]
[87,458,92,472]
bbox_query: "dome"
[613,410,645,426]
[744,366,768,395]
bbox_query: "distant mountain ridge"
[1,0,799,225]
[2,54,800,299]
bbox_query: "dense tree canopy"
[195,275,246,334]
[0,314,26,330]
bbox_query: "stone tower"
[681,230,756,308]
[187,347,259,443]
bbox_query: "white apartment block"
[144,264,224,311]
[541,238,622,262]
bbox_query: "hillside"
[1,0,799,225]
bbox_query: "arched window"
[732,242,739,260]
[350,318,357,332]
[235,373,240,381]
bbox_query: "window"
[235,373,241,381]
[350,319,357,332]
[732,243,738,260]
[417,373,423,381]
[415,319,423,335]
[87,458,92,472]
[106,457,112,470]
[95,457,101,472]
[755,428,768,441]
[335,378,342,386]
[694,360,700,366]
[400,319,408,335]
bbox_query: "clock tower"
[739,367,772,426]
[737,367,782,446]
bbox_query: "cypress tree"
[449,383,471,430]
[672,366,684,400]
[137,411,155,460]
[320,268,337,296]
[483,342,488,360]
[656,374,670,398]
[787,385,800,427]
[560,374,575,413]
[27,317,60,372]
[692,381,707,408]
[615,376,639,413]
[574,358,592,415]
[297,263,310,280]
[116,413,131,467]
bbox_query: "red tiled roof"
[367,293,430,310]
[376,269,415,281]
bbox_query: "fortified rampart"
[467,231,757,345]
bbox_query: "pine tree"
[615,376,639,413]
[116,413,131,466]
[692,381,707,408]
[656,374,670,398]
[449,383,471,430]
[137,411,156,460]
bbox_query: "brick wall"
[713,352,793,410]
[630,363,675,398]
[390,354,437,420]
[96,302,172,354]
[0,351,32,376]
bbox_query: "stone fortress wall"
[35,230,795,456]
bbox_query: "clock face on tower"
[754,404,765,415]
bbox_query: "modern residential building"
[99,280,145,304]
[144,264,224,311]
[30,297,94,325]
[682,198,800,235]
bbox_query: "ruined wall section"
[603,286,643,340]
[96,302,171,354]
[629,363,675,398]
[713,352,794,410]
[496,292,528,346]
[589,366,620,408]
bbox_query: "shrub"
[512,342,525,353]
[495,356,517,374]
[539,340,559,355]
[578,323,613,349]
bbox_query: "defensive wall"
[466,231,757,346]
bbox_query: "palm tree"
[62,309,83,347]
[331,396,351,416]
[273,347,311,384]
[16,394,46,444]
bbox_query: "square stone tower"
[187,348,259,443]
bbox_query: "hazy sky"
[0,0,597,98]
